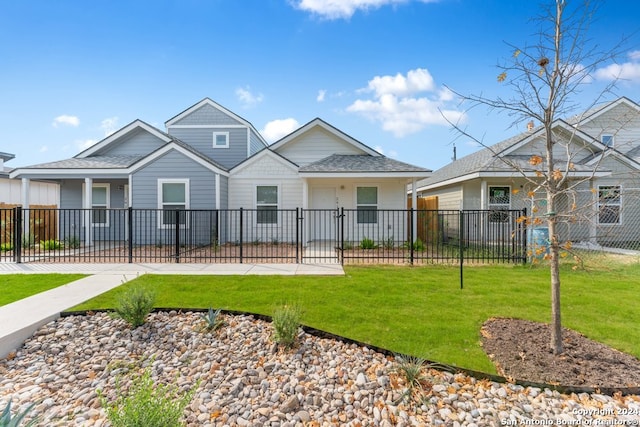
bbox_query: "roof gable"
[75,120,171,158]
[571,97,640,126]
[269,118,380,158]
[230,148,299,177]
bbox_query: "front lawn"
[0,274,87,306]
[70,262,640,373]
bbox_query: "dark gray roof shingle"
[299,154,431,173]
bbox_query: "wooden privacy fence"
[0,204,58,247]
[407,196,439,243]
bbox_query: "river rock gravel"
[0,311,639,426]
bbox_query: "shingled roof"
[299,154,431,173]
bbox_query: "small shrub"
[0,242,13,252]
[66,235,81,249]
[271,238,280,246]
[392,354,440,406]
[114,285,156,328]
[343,241,354,250]
[359,237,377,250]
[39,239,63,250]
[272,304,302,349]
[99,367,198,427]
[200,307,225,332]
[404,238,426,252]
[21,234,35,249]
[0,399,38,427]
[252,238,261,246]
[383,236,395,249]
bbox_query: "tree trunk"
[548,211,563,355]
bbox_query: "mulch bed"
[481,317,640,388]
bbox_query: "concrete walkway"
[0,262,344,358]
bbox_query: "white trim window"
[158,179,190,228]
[601,134,614,147]
[256,185,278,224]
[91,184,110,227]
[213,132,229,148]
[356,186,378,224]
[598,185,621,225]
[488,185,510,222]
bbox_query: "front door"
[310,187,337,241]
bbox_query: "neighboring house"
[415,97,640,248]
[0,152,59,207]
[9,98,431,246]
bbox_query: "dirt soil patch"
[481,318,640,388]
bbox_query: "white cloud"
[39,145,48,153]
[347,68,466,137]
[367,68,435,97]
[52,115,80,127]
[317,89,326,102]
[100,117,118,137]
[293,0,436,20]
[260,118,300,143]
[236,86,264,108]
[76,139,97,151]
[594,50,640,83]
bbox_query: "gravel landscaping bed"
[1,312,639,426]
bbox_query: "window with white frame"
[256,185,278,224]
[598,185,621,224]
[601,134,614,147]
[158,179,189,227]
[91,184,110,227]
[488,186,510,222]
[356,186,378,224]
[213,132,229,148]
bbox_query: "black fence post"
[239,207,244,264]
[175,210,181,263]
[409,208,414,265]
[459,210,464,290]
[521,207,528,264]
[127,207,133,264]
[14,207,22,264]
[295,208,300,264]
[340,207,345,265]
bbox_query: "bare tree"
[450,0,628,355]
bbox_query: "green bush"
[0,399,38,427]
[114,285,156,328]
[0,242,13,252]
[21,234,35,249]
[359,237,377,250]
[99,367,198,427]
[272,304,302,349]
[383,236,395,249]
[66,235,81,249]
[39,239,63,250]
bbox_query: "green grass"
[0,274,87,306]
[70,262,640,374]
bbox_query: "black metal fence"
[0,207,527,265]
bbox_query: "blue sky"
[2,0,640,170]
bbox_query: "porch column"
[411,178,418,244]
[21,178,31,239]
[480,180,488,209]
[302,179,308,210]
[84,177,93,247]
[215,173,220,208]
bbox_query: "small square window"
[213,132,229,148]
[601,135,614,147]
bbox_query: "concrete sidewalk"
[0,262,344,357]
